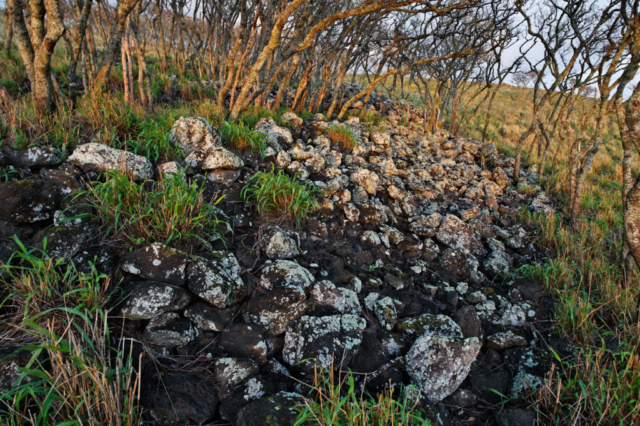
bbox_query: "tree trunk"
[8,0,66,114]
[94,0,139,91]
[623,82,640,280]
[3,8,13,55]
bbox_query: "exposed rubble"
[0,92,556,425]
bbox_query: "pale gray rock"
[187,252,245,308]
[170,117,221,155]
[406,332,481,403]
[69,143,153,180]
[350,168,380,195]
[120,282,191,320]
[260,227,300,259]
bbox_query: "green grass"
[295,367,430,426]
[242,167,318,223]
[0,239,140,425]
[0,243,140,425]
[237,106,284,129]
[221,120,266,156]
[77,170,229,250]
[324,124,358,152]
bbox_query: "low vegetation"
[78,171,228,250]
[221,120,266,156]
[325,124,358,152]
[0,242,141,425]
[295,367,430,426]
[242,168,318,223]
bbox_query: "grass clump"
[0,240,140,425]
[79,170,228,250]
[0,315,142,426]
[237,106,284,129]
[295,366,430,426]
[1,238,108,312]
[221,120,266,156]
[242,168,318,222]
[325,124,358,152]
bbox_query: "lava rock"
[235,391,303,426]
[405,332,481,403]
[143,313,196,348]
[184,301,235,331]
[243,286,308,336]
[170,116,221,155]
[350,168,380,195]
[282,314,366,372]
[486,331,528,351]
[141,371,219,426]
[495,408,536,426]
[186,252,245,309]
[184,147,244,171]
[260,227,300,259]
[215,357,261,394]
[69,143,153,180]
[119,281,191,320]
[119,243,190,286]
[259,260,315,291]
[0,179,60,224]
[219,323,270,365]
[437,214,474,254]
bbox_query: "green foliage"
[238,106,284,129]
[221,120,266,156]
[242,168,318,222]
[0,308,141,426]
[0,237,110,316]
[78,170,229,250]
[325,124,358,152]
[295,367,430,426]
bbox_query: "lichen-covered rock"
[5,146,63,169]
[69,143,153,180]
[350,168,380,195]
[309,281,361,315]
[259,260,314,291]
[219,323,270,365]
[0,179,60,224]
[397,313,462,338]
[120,281,191,320]
[187,252,245,308]
[405,332,481,402]
[374,297,397,331]
[255,117,293,148]
[156,161,183,179]
[31,220,91,261]
[119,243,190,286]
[439,248,470,278]
[170,116,221,155]
[282,315,366,371]
[486,331,528,351]
[260,227,299,260]
[483,251,511,278]
[235,391,303,426]
[243,286,308,336]
[184,147,244,171]
[141,371,219,426]
[437,214,474,254]
[143,313,196,347]
[184,301,235,331]
[409,213,442,237]
[281,111,304,128]
[504,346,554,394]
[215,357,260,394]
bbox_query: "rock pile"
[0,105,556,426]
